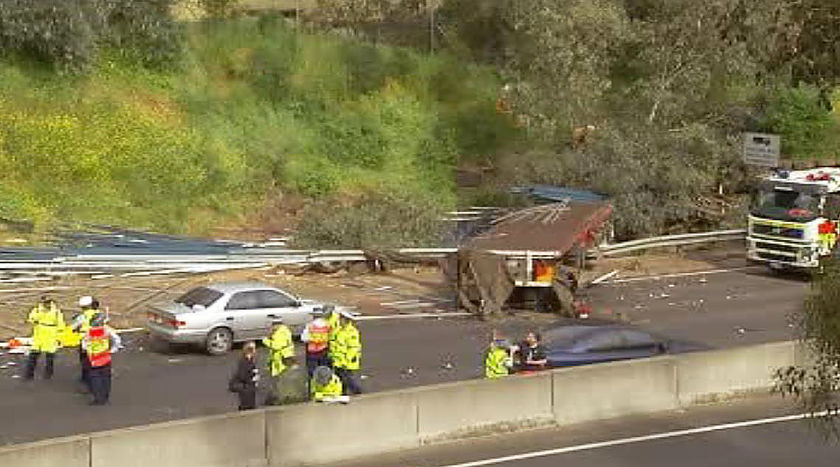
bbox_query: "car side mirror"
[192,304,206,313]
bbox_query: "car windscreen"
[751,188,821,222]
[175,287,223,308]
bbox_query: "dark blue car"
[542,325,700,368]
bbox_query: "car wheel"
[206,327,233,356]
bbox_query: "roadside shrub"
[0,0,183,72]
[293,190,449,249]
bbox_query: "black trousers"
[78,348,91,387]
[335,367,362,395]
[24,351,55,380]
[238,390,256,410]
[89,364,112,405]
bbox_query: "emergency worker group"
[229,306,363,410]
[484,329,547,379]
[22,291,544,411]
[24,295,121,405]
[21,293,363,411]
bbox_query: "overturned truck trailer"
[457,200,612,317]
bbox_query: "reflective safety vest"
[28,304,65,353]
[263,325,294,377]
[818,221,837,253]
[80,308,98,333]
[86,326,112,367]
[485,346,510,379]
[64,308,99,348]
[332,323,361,371]
[311,374,343,401]
[306,319,330,354]
[326,311,340,348]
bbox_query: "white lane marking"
[356,312,472,321]
[440,411,827,467]
[607,266,760,284]
[115,327,145,334]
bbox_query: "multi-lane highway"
[0,265,810,445]
[337,396,840,467]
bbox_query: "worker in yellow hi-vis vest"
[24,296,65,380]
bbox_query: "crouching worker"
[263,319,307,405]
[81,313,122,406]
[485,332,513,379]
[310,366,343,402]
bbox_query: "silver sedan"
[146,281,327,355]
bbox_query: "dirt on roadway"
[0,243,747,341]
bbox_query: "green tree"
[775,258,840,439]
[503,0,630,136]
[760,84,840,159]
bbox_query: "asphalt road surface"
[337,396,840,467]
[0,266,809,445]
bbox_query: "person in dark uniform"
[516,331,547,373]
[229,342,259,410]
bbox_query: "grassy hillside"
[0,16,514,239]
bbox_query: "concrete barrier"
[90,411,265,467]
[0,436,89,467]
[0,341,805,467]
[266,391,419,466]
[416,371,554,442]
[553,357,678,425]
[676,341,795,405]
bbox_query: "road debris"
[590,270,619,286]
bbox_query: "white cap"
[79,296,93,308]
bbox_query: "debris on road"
[590,270,619,286]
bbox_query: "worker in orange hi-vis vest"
[81,313,122,406]
[301,317,331,378]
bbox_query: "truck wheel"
[206,328,233,356]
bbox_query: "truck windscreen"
[752,188,821,222]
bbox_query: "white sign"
[743,132,780,167]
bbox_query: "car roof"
[542,325,654,346]
[203,281,277,294]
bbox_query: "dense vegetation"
[311,0,840,238]
[0,2,513,242]
[1,0,839,243]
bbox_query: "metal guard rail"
[598,229,746,257]
[0,232,746,274]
